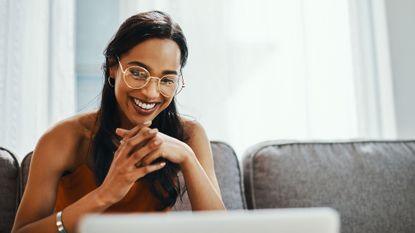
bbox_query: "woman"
[12,11,225,233]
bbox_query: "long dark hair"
[92,11,188,209]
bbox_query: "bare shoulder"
[179,116,213,160]
[33,111,97,171]
[180,116,208,143]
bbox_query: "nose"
[140,78,160,97]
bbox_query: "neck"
[118,112,134,130]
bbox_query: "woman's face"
[111,38,182,129]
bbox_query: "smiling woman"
[11,11,225,233]
[112,39,184,128]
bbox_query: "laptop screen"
[79,208,339,233]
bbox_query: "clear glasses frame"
[117,60,185,97]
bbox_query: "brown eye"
[128,67,148,80]
[160,76,177,86]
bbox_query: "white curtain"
[117,0,395,156]
[349,0,396,138]
[0,0,75,159]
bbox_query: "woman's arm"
[12,122,165,233]
[180,120,225,210]
[11,124,114,233]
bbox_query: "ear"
[109,66,118,79]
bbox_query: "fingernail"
[146,128,157,135]
[160,162,166,167]
[115,128,126,135]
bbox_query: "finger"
[115,128,129,138]
[140,148,164,166]
[115,121,152,138]
[112,124,153,166]
[115,125,141,139]
[117,128,159,160]
[126,137,162,166]
[113,127,147,160]
[118,124,152,146]
[131,162,166,178]
[125,127,158,148]
[114,126,142,149]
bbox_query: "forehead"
[122,38,181,72]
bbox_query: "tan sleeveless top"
[54,164,170,212]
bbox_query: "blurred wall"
[76,0,119,112]
[385,0,415,138]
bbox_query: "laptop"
[79,208,340,233]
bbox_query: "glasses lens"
[175,76,184,95]
[160,75,181,97]
[125,66,149,88]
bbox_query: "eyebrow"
[127,60,179,75]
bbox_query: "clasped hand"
[97,123,194,204]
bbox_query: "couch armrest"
[0,147,20,233]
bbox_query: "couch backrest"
[243,140,415,233]
[20,141,246,211]
[0,147,20,233]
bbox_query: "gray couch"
[1,140,414,233]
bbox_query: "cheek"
[114,70,127,96]
[114,81,129,104]
[160,97,174,110]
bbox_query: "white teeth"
[133,98,156,110]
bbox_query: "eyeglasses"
[118,60,185,97]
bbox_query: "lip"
[130,97,160,116]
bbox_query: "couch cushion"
[0,147,20,233]
[21,142,246,211]
[243,140,415,233]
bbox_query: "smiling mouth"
[132,97,159,111]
